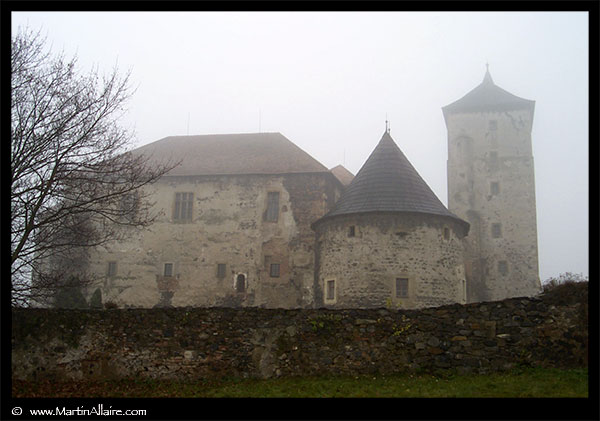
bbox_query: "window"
[164,263,174,277]
[174,192,193,221]
[235,274,246,293]
[491,223,502,238]
[107,261,117,277]
[489,120,498,131]
[396,278,409,298]
[217,264,226,279]
[443,227,450,241]
[326,280,335,301]
[120,192,139,222]
[348,225,356,237]
[491,182,500,195]
[265,192,279,222]
[270,263,280,278]
[498,260,508,276]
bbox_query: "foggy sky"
[11,11,589,282]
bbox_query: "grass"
[12,367,588,398]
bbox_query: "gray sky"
[11,12,589,282]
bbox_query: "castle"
[75,68,542,309]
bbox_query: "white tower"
[443,67,542,302]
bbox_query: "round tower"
[312,131,469,309]
[443,67,542,302]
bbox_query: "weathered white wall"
[446,109,541,302]
[314,213,467,309]
[85,173,341,308]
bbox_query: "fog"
[11,11,589,282]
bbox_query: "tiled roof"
[442,69,535,114]
[330,165,355,186]
[316,131,469,230]
[131,132,329,176]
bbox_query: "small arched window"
[235,274,246,293]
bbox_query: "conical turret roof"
[442,68,535,115]
[315,131,468,230]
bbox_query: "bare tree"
[11,28,176,307]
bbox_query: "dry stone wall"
[12,284,587,381]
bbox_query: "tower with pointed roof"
[312,131,470,309]
[443,67,541,302]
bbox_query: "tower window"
[489,120,498,131]
[270,263,280,278]
[396,278,409,298]
[443,227,450,241]
[217,263,226,279]
[326,280,335,301]
[498,261,508,275]
[348,225,356,237]
[265,192,280,222]
[491,223,502,238]
[491,182,500,195]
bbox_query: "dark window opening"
[491,223,502,238]
[396,278,409,298]
[236,274,246,293]
[265,192,279,222]
[326,280,335,300]
[217,264,226,279]
[164,263,174,277]
[174,192,193,221]
[498,260,509,276]
[270,263,280,278]
[107,261,117,277]
[443,227,450,240]
[348,225,356,237]
[489,120,498,131]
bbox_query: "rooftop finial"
[385,114,390,134]
[483,61,494,84]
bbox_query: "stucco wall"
[314,213,468,309]
[85,172,341,309]
[11,283,588,382]
[446,109,541,302]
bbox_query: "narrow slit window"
[265,192,279,222]
[326,280,335,300]
[164,263,174,277]
[270,263,280,278]
[443,227,450,240]
[217,264,226,279]
[348,225,356,237]
[396,278,409,298]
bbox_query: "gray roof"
[315,131,469,230]
[442,69,535,115]
[330,165,355,186]
[130,132,329,176]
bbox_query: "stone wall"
[314,213,468,309]
[12,283,587,381]
[82,172,341,309]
